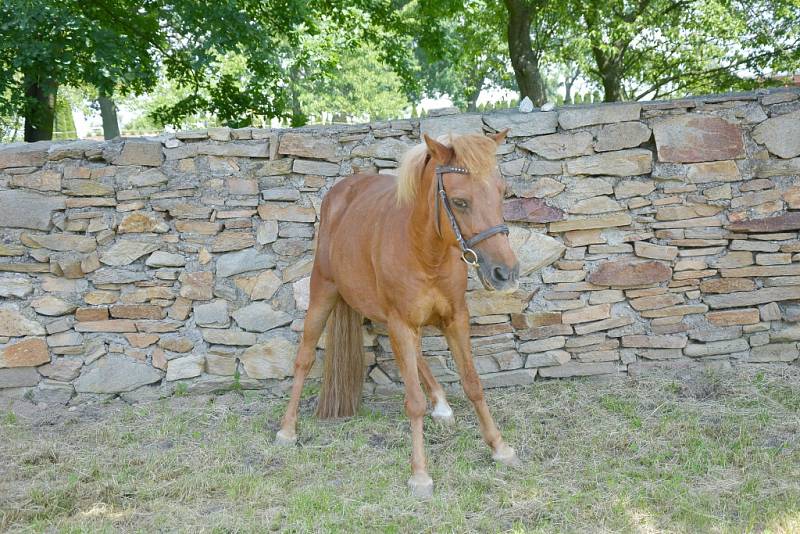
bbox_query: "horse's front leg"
[388,319,433,498]
[443,308,519,466]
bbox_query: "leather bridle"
[434,165,510,268]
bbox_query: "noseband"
[434,165,510,267]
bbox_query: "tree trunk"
[99,94,121,139]
[503,0,547,106]
[23,75,57,142]
[600,69,623,102]
[288,64,306,127]
[465,86,481,112]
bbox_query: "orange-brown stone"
[0,338,49,367]
[587,259,672,288]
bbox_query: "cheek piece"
[434,165,509,267]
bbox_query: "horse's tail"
[316,298,364,419]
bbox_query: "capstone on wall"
[1,89,800,406]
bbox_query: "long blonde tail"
[316,298,364,419]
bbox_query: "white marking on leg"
[432,400,453,419]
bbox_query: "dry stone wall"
[1,89,800,406]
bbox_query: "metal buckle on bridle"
[461,248,479,267]
[434,165,509,269]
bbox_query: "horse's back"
[318,173,398,239]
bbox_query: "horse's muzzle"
[476,258,520,293]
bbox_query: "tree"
[0,0,158,141]
[2,0,412,139]
[410,0,513,111]
[501,0,571,105]
[497,0,800,103]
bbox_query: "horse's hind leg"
[416,355,454,425]
[388,319,433,498]
[276,272,339,445]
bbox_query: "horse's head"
[423,130,519,292]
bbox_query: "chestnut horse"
[276,130,520,497]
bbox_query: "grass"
[1,366,799,533]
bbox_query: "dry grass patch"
[1,366,799,532]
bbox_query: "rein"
[434,165,509,267]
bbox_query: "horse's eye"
[452,198,469,209]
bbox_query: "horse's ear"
[423,134,453,163]
[491,128,510,145]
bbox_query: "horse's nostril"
[493,266,510,282]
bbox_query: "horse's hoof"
[431,403,455,426]
[274,429,297,447]
[407,473,434,499]
[431,412,455,426]
[492,444,522,469]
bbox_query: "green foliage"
[561,0,800,101]
[298,46,410,122]
[408,0,513,110]
[52,96,75,140]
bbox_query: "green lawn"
[2,367,799,533]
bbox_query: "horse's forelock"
[396,134,497,205]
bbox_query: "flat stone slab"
[74,355,163,393]
[653,115,744,163]
[752,110,800,159]
[483,111,558,137]
[587,259,672,288]
[727,213,800,233]
[503,198,564,223]
[0,190,65,230]
[420,113,485,139]
[704,286,800,309]
[558,103,641,130]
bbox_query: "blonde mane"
[396,133,498,204]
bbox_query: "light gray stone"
[538,361,618,377]
[32,380,74,405]
[749,343,798,362]
[594,122,652,152]
[421,113,485,139]
[519,131,593,160]
[558,103,641,129]
[0,141,49,169]
[0,308,45,336]
[74,355,163,393]
[166,354,205,381]
[565,149,652,176]
[0,367,41,388]
[232,302,292,332]
[31,296,77,316]
[0,190,65,230]
[100,241,160,266]
[216,249,275,278]
[194,300,230,328]
[115,139,163,166]
[292,159,340,176]
[146,251,186,268]
[510,227,566,276]
[751,110,800,159]
[0,278,34,298]
[240,336,296,379]
[684,338,749,357]
[201,329,256,346]
[479,368,537,388]
[483,111,558,137]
